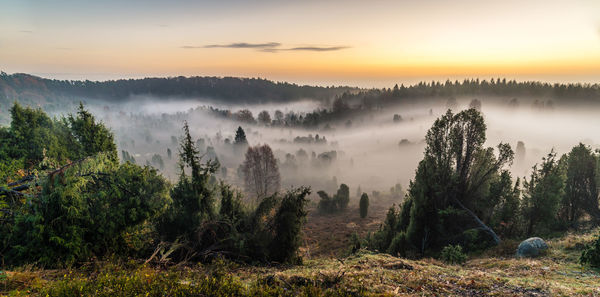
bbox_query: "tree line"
[0,72,353,108]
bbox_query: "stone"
[516,237,548,258]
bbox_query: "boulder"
[516,237,548,258]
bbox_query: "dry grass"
[3,234,600,296]
[2,198,600,296]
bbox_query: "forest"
[1,74,600,296]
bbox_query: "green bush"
[6,154,170,267]
[317,184,350,214]
[349,232,362,254]
[580,233,600,268]
[359,193,369,218]
[387,232,409,257]
[440,245,467,265]
[270,187,311,263]
[317,190,337,213]
[336,184,350,210]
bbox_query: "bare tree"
[235,109,256,124]
[257,110,271,125]
[241,144,280,200]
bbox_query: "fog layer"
[82,97,599,199]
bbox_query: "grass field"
[2,200,599,296]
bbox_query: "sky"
[1,0,600,87]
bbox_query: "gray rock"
[516,237,548,258]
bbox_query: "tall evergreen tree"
[561,143,599,224]
[234,126,248,146]
[67,102,118,162]
[522,151,565,235]
[375,109,512,256]
[157,121,218,243]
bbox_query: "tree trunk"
[452,197,501,245]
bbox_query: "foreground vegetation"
[2,229,599,296]
[3,102,600,295]
[0,103,310,268]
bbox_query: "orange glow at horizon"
[1,0,600,86]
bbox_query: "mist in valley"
[71,95,600,205]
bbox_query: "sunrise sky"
[2,0,600,87]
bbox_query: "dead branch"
[452,197,501,245]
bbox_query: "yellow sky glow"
[1,0,599,86]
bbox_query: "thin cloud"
[182,42,281,49]
[19,30,33,33]
[181,42,350,53]
[286,46,350,52]
[260,46,351,53]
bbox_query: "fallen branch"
[7,175,35,187]
[10,184,30,192]
[452,197,501,245]
[47,158,88,178]
[0,187,29,198]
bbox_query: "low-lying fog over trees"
[3,73,600,201]
[4,73,600,274]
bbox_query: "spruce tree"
[234,126,248,145]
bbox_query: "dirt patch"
[301,199,394,258]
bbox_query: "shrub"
[387,232,409,257]
[440,245,467,265]
[317,184,351,214]
[7,154,170,267]
[269,186,311,264]
[349,232,362,254]
[359,193,369,218]
[580,233,600,268]
[336,184,350,210]
[317,190,337,213]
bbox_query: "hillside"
[0,72,354,104]
[0,72,356,123]
[3,228,599,296]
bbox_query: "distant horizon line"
[3,71,600,90]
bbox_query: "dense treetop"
[3,72,600,125]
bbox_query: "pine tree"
[68,102,118,162]
[561,143,599,224]
[522,151,565,235]
[158,121,218,243]
[234,126,247,145]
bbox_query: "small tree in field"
[336,183,350,210]
[360,193,369,218]
[241,144,281,200]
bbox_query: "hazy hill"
[0,72,356,120]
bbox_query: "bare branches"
[241,144,281,200]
